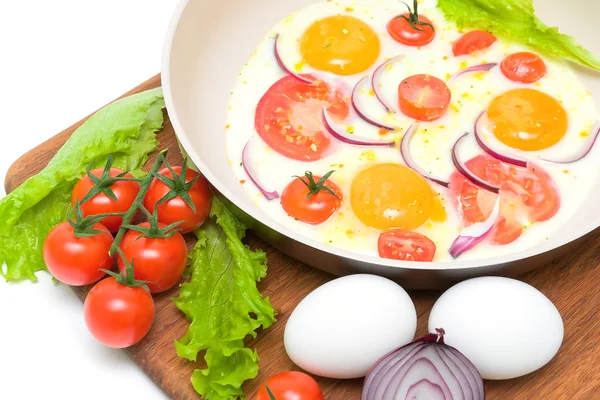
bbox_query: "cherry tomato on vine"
[387,0,435,47]
[453,30,496,56]
[43,221,113,286]
[144,166,211,234]
[378,230,436,262]
[281,171,342,225]
[84,276,155,348]
[71,167,140,232]
[256,371,323,400]
[117,222,188,293]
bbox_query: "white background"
[0,1,178,399]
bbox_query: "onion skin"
[449,63,497,82]
[322,109,395,147]
[540,121,600,164]
[352,76,396,130]
[242,138,279,200]
[474,113,529,168]
[400,124,450,188]
[274,34,313,84]
[452,133,500,194]
[362,328,485,400]
[372,55,404,113]
[449,197,501,258]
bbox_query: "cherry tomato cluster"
[42,152,212,348]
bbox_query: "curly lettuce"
[437,0,600,71]
[174,197,276,400]
[0,88,165,281]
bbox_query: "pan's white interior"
[162,0,600,270]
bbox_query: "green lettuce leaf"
[174,196,276,400]
[0,88,165,281]
[437,0,600,71]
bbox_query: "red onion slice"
[372,55,404,113]
[274,34,313,84]
[452,133,500,194]
[449,63,497,82]
[400,124,450,188]
[322,109,395,147]
[362,329,485,400]
[242,137,279,200]
[352,76,396,131]
[474,113,529,168]
[540,121,600,164]
[450,197,501,258]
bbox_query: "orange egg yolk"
[300,16,380,76]
[351,164,434,230]
[488,88,568,151]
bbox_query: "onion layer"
[449,63,497,82]
[274,34,313,84]
[372,55,404,113]
[400,124,450,187]
[352,76,396,130]
[450,197,501,258]
[540,121,600,164]
[474,113,529,167]
[242,137,279,200]
[322,109,395,147]
[452,133,500,194]
[362,328,485,400]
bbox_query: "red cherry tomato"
[387,14,435,47]
[500,52,547,83]
[84,276,155,348]
[144,166,212,234]
[281,173,342,225]
[117,222,188,293]
[43,221,113,286]
[449,155,560,245]
[255,75,349,161]
[453,30,497,56]
[378,230,436,262]
[398,74,451,122]
[256,371,323,400]
[71,168,140,232]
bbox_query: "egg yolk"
[488,89,568,151]
[351,164,433,230]
[300,16,380,76]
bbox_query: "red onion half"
[400,124,450,188]
[274,34,313,84]
[449,63,497,82]
[322,109,395,147]
[450,197,500,258]
[352,76,396,131]
[474,113,529,168]
[362,328,485,400]
[372,55,405,113]
[242,137,279,200]
[540,121,600,164]
[452,133,500,194]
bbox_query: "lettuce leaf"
[174,196,276,400]
[437,0,600,72]
[0,88,165,282]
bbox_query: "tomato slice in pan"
[378,230,436,262]
[255,75,349,161]
[453,30,496,56]
[500,52,547,83]
[398,74,451,122]
[449,154,560,245]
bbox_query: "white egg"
[428,277,564,380]
[284,274,416,379]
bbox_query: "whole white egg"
[428,277,564,380]
[284,274,417,379]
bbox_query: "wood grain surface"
[5,75,600,400]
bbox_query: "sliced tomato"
[398,74,451,122]
[387,14,435,47]
[453,30,496,56]
[449,154,560,245]
[500,52,547,83]
[378,230,436,262]
[255,75,349,161]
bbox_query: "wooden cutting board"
[5,75,600,400]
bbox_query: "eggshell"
[284,274,417,379]
[428,277,564,380]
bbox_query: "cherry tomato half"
[43,221,113,286]
[500,52,547,83]
[117,222,188,294]
[453,30,496,56]
[255,75,349,161]
[398,74,451,122]
[388,14,435,47]
[84,277,155,348]
[378,230,436,262]
[71,168,140,233]
[256,371,323,400]
[144,166,212,234]
[281,173,342,225]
